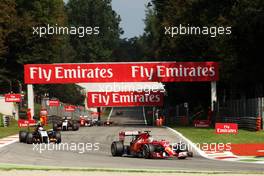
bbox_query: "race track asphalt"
[0,107,263,173]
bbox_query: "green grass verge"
[0,113,3,127]
[0,163,262,174]
[173,126,264,144]
[0,118,21,139]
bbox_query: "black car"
[19,125,61,144]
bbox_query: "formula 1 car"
[79,116,92,127]
[19,125,61,144]
[111,131,193,159]
[53,116,79,131]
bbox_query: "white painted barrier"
[0,96,18,119]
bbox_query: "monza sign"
[24,62,219,84]
[87,91,164,107]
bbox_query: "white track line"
[0,134,19,149]
[165,127,209,159]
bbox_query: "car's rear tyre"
[111,141,124,156]
[19,131,27,143]
[26,132,33,144]
[142,144,155,159]
[55,132,61,143]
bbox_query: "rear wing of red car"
[119,131,141,141]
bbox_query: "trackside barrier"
[2,115,10,127]
[217,97,264,130]
[222,116,262,131]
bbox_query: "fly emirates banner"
[24,62,219,84]
[87,91,164,107]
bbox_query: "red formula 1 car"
[111,131,193,159]
[79,116,92,127]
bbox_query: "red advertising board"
[87,91,164,107]
[48,100,60,107]
[18,119,36,127]
[64,105,76,112]
[193,120,210,128]
[24,62,219,84]
[5,94,22,102]
[215,123,238,134]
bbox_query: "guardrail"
[221,116,262,131]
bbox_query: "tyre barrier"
[222,116,262,131]
[2,115,10,127]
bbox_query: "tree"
[0,0,17,82]
[143,0,264,99]
[111,37,145,61]
[66,0,122,62]
[35,84,85,105]
[0,0,77,95]
[4,0,73,81]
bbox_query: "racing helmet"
[38,127,44,131]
